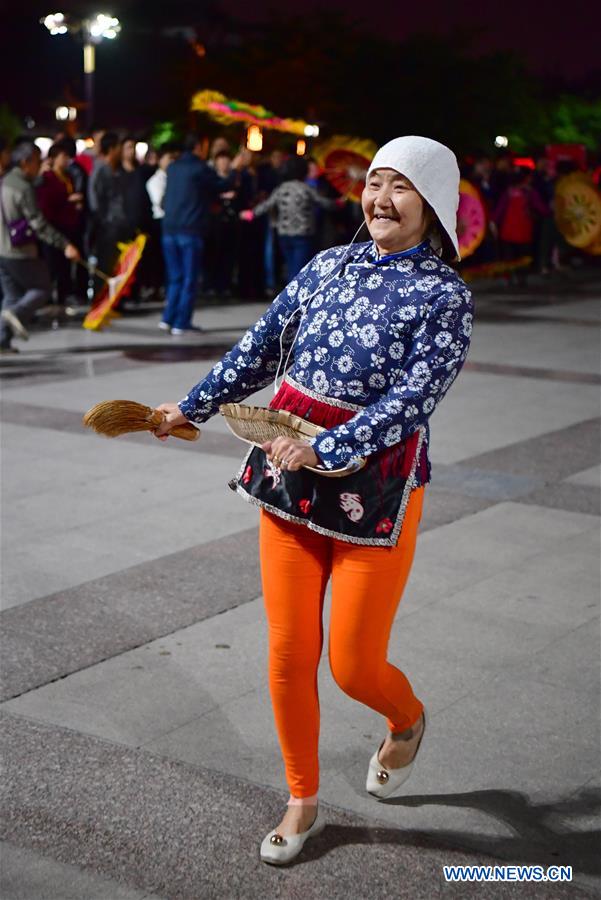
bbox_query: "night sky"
[220,0,600,81]
[2,0,599,136]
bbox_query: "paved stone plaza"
[1,272,600,899]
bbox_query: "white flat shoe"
[366,710,426,799]
[260,805,325,866]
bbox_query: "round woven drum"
[555,176,601,249]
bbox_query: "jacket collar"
[370,239,430,266]
[345,239,431,270]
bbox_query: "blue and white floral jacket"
[179,239,473,480]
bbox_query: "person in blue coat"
[160,133,233,335]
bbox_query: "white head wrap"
[367,135,461,260]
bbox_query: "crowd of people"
[462,152,575,277]
[0,127,592,352]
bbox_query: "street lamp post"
[41,12,121,130]
[83,28,96,130]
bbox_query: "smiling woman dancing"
[155,136,474,865]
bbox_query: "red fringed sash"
[270,381,424,481]
[270,381,355,429]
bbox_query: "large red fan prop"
[314,136,377,203]
[83,235,147,331]
[457,180,487,259]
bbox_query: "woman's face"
[159,152,175,171]
[211,138,229,158]
[215,154,232,177]
[362,168,430,254]
[53,151,70,172]
[123,140,136,163]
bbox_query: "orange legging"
[259,486,425,799]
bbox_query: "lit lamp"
[135,141,149,162]
[246,125,263,152]
[41,12,121,129]
[55,106,77,122]
[494,135,509,148]
[76,138,93,155]
[34,137,53,158]
[299,124,319,155]
[43,12,68,34]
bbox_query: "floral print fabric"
[179,239,473,475]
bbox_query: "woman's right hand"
[154,403,190,441]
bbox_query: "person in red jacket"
[493,168,548,276]
[37,138,84,305]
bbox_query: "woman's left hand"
[262,437,319,471]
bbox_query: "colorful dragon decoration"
[190,89,317,136]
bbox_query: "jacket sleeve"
[88,165,101,212]
[178,253,323,423]
[307,184,338,211]
[252,185,280,218]
[200,164,231,199]
[308,285,474,469]
[35,174,54,220]
[94,167,110,223]
[146,171,165,212]
[20,180,67,250]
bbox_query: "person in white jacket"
[145,144,178,221]
[145,143,178,315]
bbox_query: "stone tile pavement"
[1,274,600,899]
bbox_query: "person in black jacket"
[160,133,231,335]
[205,150,240,298]
[93,133,135,286]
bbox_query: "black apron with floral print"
[228,381,427,547]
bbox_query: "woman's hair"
[48,138,76,160]
[281,157,309,182]
[100,132,120,156]
[158,141,178,158]
[422,200,455,263]
[12,140,39,165]
[122,135,138,166]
